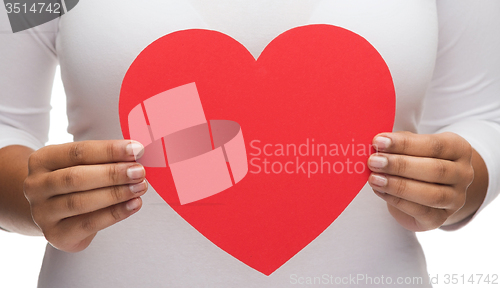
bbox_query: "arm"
[0,7,58,235]
[367,0,500,231]
[421,0,500,229]
[0,9,147,252]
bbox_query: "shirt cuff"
[0,125,44,151]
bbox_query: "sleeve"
[0,4,59,151]
[418,0,500,230]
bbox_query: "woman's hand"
[367,132,475,232]
[23,140,147,252]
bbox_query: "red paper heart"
[119,25,395,275]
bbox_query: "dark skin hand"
[0,132,489,253]
[0,140,147,252]
[368,131,488,231]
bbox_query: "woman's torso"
[39,1,437,287]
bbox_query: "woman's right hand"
[23,140,147,252]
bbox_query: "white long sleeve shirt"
[1,1,499,287]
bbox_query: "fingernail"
[126,141,144,160]
[369,155,388,169]
[370,174,388,187]
[129,180,147,194]
[126,198,141,211]
[127,166,145,180]
[373,136,391,151]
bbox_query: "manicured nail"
[129,180,147,194]
[369,155,388,169]
[370,174,388,187]
[126,141,144,160]
[127,166,145,180]
[126,198,141,211]
[373,136,391,151]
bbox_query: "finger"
[373,132,469,161]
[56,197,142,248]
[36,140,144,171]
[41,163,145,197]
[46,180,148,221]
[374,191,449,231]
[368,173,460,210]
[368,153,461,184]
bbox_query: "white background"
[0,67,499,287]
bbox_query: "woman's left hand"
[367,131,475,231]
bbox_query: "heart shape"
[119,25,395,275]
